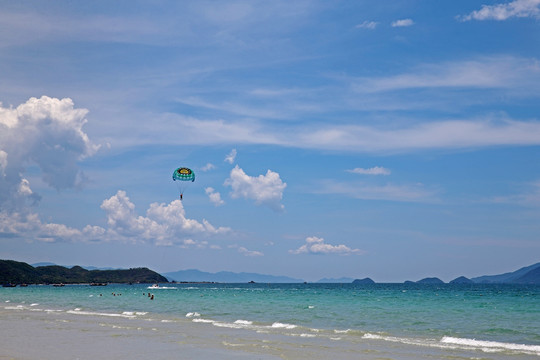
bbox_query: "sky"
[1,0,540,282]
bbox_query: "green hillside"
[1,260,167,284]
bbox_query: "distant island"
[0,260,167,285]
[399,262,540,285]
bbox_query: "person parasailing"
[172,167,195,200]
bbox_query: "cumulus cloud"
[100,190,230,245]
[391,18,414,27]
[460,0,540,21]
[0,97,230,246]
[0,96,99,211]
[356,21,378,29]
[289,236,363,255]
[0,210,104,243]
[347,166,391,176]
[225,165,286,212]
[0,190,230,244]
[225,148,237,164]
[205,187,225,206]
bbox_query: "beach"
[1,283,539,359]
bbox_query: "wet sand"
[0,309,280,360]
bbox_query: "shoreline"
[3,303,538,360]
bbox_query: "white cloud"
[100,190,230,245]
[391,18,414,27]
[154,112,540,153]
[298,118,540,153]
[205,187,225,206]
[289,236,363,255]
[460,0,540,21]
[238,246,264,257]
[0,210,93,243]
[225,148,237,164]
[225,165,286,212]
[317,180,438,203]
[0,96,99,211]
[356,21,378,30]
[491,180,540,206]
[201,163,216,171]
[347,166,391,176]
[353,56,540,93]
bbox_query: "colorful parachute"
[172,167,195,199]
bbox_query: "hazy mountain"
[416,277,445,284]
[31,262,117,271]
[316,277,355,283]
[164,269,304,283]
[471,262,540,284]
[352,278,375,284]
[450,276,474,284]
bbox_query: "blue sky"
[1,0,540,282]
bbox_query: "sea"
[1,282,539,359]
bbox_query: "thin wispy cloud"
[347,167,391,176]
[459,0,540,21]
[356,21,378,30]
[165,113,540,153]
[352,56,540,93]
[391,18,414,27]
[225,149,237,164]
[316,180,439,203]
[238,246,264,257]
[201,163,216,171]
[491,180,540,206]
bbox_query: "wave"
[441,336,540,356]
[361,332,540,356]
[66,309,138,319]
[146,286,177,290]
[271,322,297,329]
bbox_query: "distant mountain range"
[163,269,303,283]
[165,262,540,284]
[31,262,118,271]
[403,262,540,285]
[470,262,540,284]
[2,260,538,285]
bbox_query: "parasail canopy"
[172,167,195,182]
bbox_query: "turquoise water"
[2,283,539,358]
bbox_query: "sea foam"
[441,336,540,355]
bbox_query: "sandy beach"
[1,307,382,360]
[0,309,288,360]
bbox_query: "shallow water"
[1,283,539,359]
